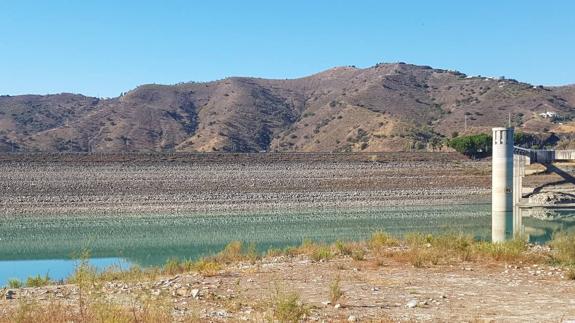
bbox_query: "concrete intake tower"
[492,127,514,242]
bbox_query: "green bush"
[447,133,492,158]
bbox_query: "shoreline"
[1,233,574,322]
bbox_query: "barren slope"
[1,63,574,153]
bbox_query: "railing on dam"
[513,146,575,163]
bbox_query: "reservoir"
[1,203,573,286]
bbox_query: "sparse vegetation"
[3,232,575,321]
[329,275,343,303]
[7,278,22,289]
[550,232,575,265]
[369,231,399,250]
[25,274,51,288]
[271,286,309,323]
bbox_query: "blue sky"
[1,0,574,97]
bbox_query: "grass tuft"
[311,246,333,262]
[193,259,222,277]
[369,231,399,250]
[474,239,528,262]
[549,232,575,265]
[271,286,309,323]
[7,278,22,289]
[329,275,343,304]
[25,274,51,288]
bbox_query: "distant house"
[539,111,558,118]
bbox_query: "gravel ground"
[0,153,490,216]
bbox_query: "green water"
[1,204,574,286]
[0,205,492,265]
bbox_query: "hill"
[1,63,574,153]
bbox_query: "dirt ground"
[1,251,574,322]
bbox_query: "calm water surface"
[1,204,574,285]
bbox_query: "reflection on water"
[522,209,575,244]
[1,204,574,286]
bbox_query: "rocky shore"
[0,153,490,217]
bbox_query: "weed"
[266,248,284,258]
[351,248,366,261]
[26,274,51,287]
[194,259,222,277]
[474,239,527,262]
[550,232,575,265]
[271,286,308,323]
[216,241,260,263]
[311,246,333,262]
[99,265,157,283]
[329,275,343,303]
[163,257,183,275]
[369,231,399,249]
[335,240,353,256]
[218,240,243,263]
[7,278,22,289]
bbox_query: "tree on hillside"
[447,133,492,159]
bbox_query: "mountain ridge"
[1,63,574,153]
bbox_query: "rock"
[191,288,200,298]
[321,301,331,306]
[406,299,418,308]
[334,303,341,309]
[5,290,15,300]
[348,315,358,322]
[175,287,190,297]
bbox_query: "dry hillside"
[1,63,574,153]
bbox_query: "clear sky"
[1,0,574,97]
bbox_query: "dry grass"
[329,275,343,304]
[369,231,399,250]
[473,239,529,262]
[193,259,222,277]
[270,285,309,323]
[285,239,334,262]
[549,232,575,265]
[0,297,175,323]
[215,241,259,264]
[25,274,51,288]
[4,231,571,322]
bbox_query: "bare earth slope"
[1,63,574,153]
